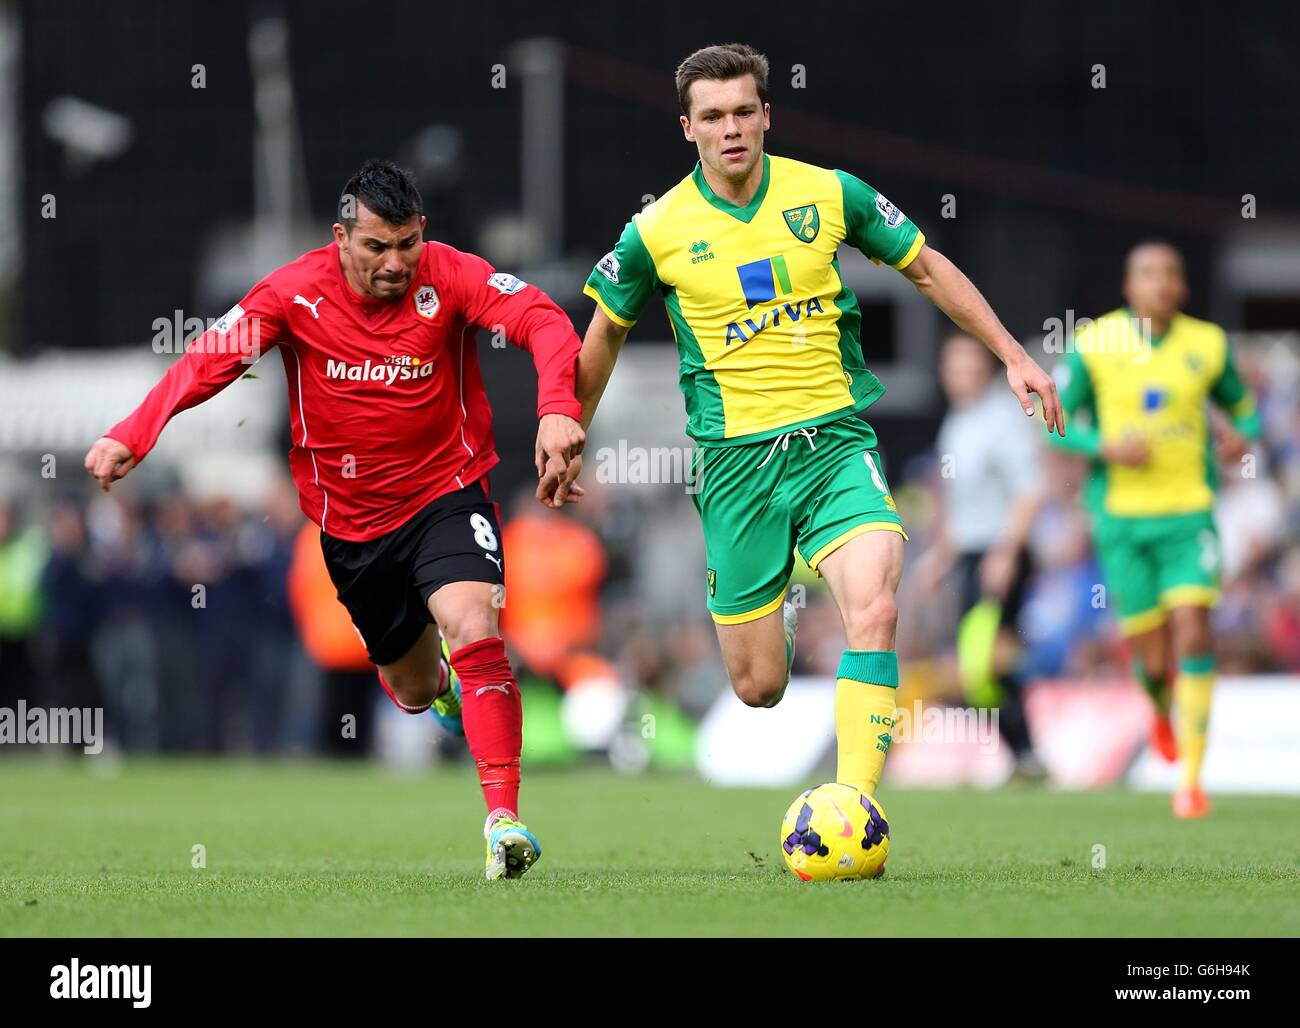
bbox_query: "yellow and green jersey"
[1050,308,1260,519]
[583,153,924,444]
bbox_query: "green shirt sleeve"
[834,170,924,268]
[1047,348,1103,457]
[1208,343,1261,440]
[582,217,659,328]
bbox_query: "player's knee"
[1171,614,1213,660]
[384,669,438,709]
[1176,632,1213,664]
[731,668,786,708]
[843,592,898,648]
[438,608,498,654]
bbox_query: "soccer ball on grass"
[780,782,889,881]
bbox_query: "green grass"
[0,758,1296,937]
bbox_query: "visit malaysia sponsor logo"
[324,353,434,385]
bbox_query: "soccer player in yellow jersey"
[1049,242,1260,818]
[541,43,1063,804]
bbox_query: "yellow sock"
[835,650,899,796]
[1174,654,1215,789]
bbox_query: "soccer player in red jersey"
[84,160,585,880]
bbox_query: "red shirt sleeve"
[447,249,582,420]
[104,281,286,463]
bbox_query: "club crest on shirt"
[783,204,820,243]
[414,284,440,319]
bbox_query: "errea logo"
[689,240,714,264]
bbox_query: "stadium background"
[1,1,1298,793]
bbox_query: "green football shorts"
[1093,510,1221,636]
[690,414,906,624]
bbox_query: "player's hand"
[553,454,584,507]
[534,414,585,474]
[1006,353,1065,435]
[534,414,586,509]
[83,437,137,491]
[1215,425,1249,465]
[1101,436,1150,466]
[535,455,585,508]
[978,545,1017,601]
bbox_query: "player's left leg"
[414,479,538,879]
[1094,518,1177,761]
[816,529,905,797]
[1167,603,1216,819]
[318,516,459,731]
[1155,514,1221,818]
[426,580,537,878]
[1127,623,1177,762]
[374,624,460,735]
[791,415,907,798]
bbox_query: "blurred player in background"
[1050,242,1259,818]
[84,159,587,878]
[919,332,1046,779]
[550,42,1063,804]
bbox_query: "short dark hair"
[675,43,769,117]
[1124,240,1185,276]
[338,159,423,231]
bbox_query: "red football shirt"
[106,241,583,541]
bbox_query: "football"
[780,783,890,881]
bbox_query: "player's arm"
[1045,348,1100,457]
[531,307,630,508]
[1207,340,1261,463]
[1045,347,1146,466]
[451,253,587,504]
[536,219,659,505]
[575,218,657,434]
[84,285,283,491]
[834,169,1062,434]
[899,246,1063,434]
[575,305,630,434]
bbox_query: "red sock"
[449,636,522,818]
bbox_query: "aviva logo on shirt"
[737,255,792,308]
[728,254,824,346]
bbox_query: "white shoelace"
[756,426,819,469]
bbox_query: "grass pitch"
[0,758,1296,937]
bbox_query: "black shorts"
[320,480,505,666]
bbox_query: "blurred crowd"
[0,340,1296,757]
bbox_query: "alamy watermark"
[889,699,1000,754]
[1042,309,1152,364]
[0,701,103,754]
[151,306,263,364]
[594,440,702,493]
[50,959,150,1008]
